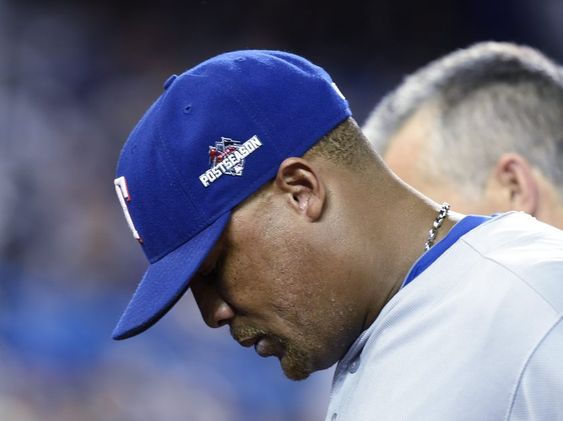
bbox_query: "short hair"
[306,117,379,172]
[363,42,563,198]
[249,117,379,203]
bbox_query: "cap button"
[163,74,178,90]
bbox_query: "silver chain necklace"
[425,203,451,251]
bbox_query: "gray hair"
[363,42,563,198]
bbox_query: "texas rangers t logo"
[114,176,143,244]
[199,135,262,187]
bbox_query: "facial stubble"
[230,325,314,381]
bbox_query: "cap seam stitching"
[153,90,206,231]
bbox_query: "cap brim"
[112,212,231,340]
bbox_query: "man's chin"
[280,353,313,381]
[283,370,311,381]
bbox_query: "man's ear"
[493,153,539,215]
[274,157,326,221]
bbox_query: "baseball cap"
[112,50,351,340]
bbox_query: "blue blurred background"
[1,0,562,419]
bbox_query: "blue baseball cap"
[112,50,351,340]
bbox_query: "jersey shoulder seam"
[459,238,562,315]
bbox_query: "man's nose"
[206,300,235,328]
[191,281,235,328]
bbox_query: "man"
[363,41,563,229]
[112,50,563,420]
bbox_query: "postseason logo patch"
[199,136,262,187]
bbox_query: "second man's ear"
[493,153,539,215]
[275,157,326,221]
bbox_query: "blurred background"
[0,0,562,419]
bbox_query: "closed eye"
[198,252,226,283]
[198,264,215,278]
[197,233,228,280]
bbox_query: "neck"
[357,175,464,330]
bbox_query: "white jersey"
[326,212,563,421]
